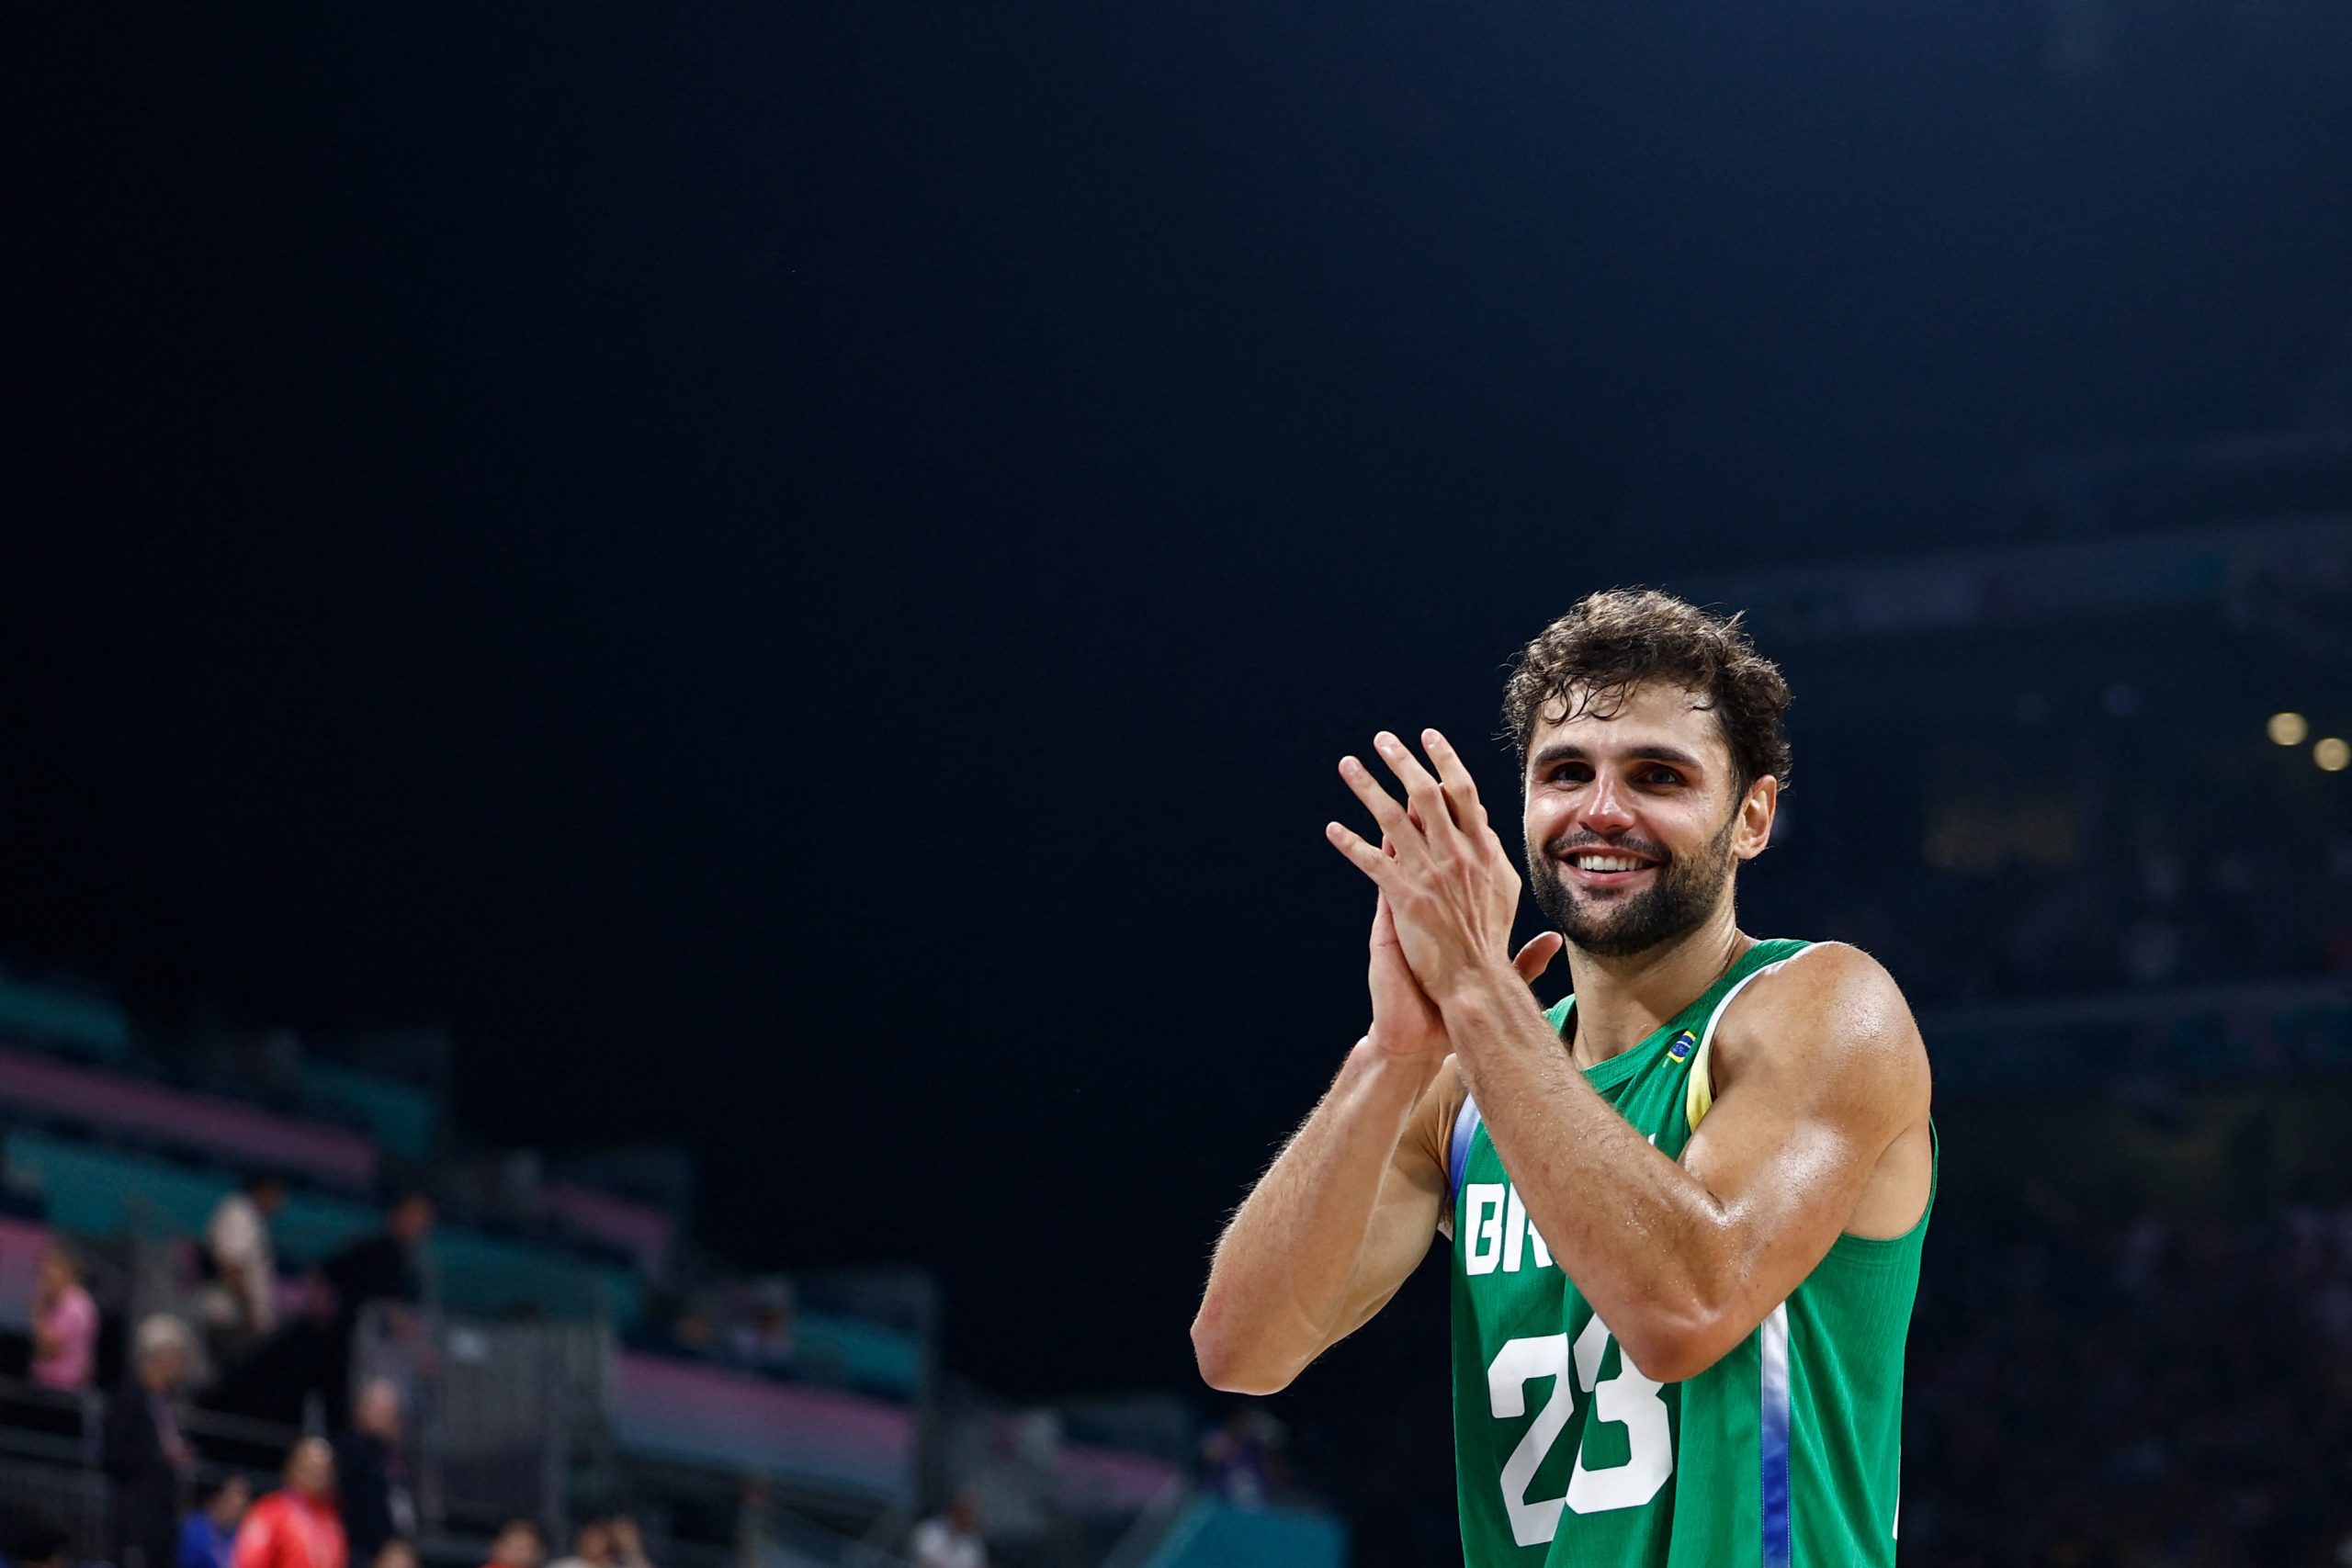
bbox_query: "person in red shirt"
[234,1438,346,1568]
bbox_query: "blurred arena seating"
[0,966,1309,1568]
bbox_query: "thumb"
[1511,931,1565,985]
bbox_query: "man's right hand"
[1366,886,1561,1062]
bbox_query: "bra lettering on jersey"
[1463,1181,1555,1276]
[1464,1135,1654,1277]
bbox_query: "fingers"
[1347,729,1500,866]
[1338,753,1417,852]
[1326,818,1399,886]
[1370,730,1464,859]
[1419,728,1489,838]
[1511,931,1565,985]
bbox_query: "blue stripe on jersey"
[1760,1303,1792,1568]
[1447,1095,1484,1202]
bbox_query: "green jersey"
[1444,938,1931,1567]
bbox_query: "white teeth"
[1573,855,1646,873]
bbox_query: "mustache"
[1542,831,1674,865]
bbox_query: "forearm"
[1192,1041,1435,1392]
[1439,965,1731,1371]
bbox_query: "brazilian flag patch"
[1667,1030,1697,1062]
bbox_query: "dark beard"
[1527,809,1738,959]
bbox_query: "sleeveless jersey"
[1444,938,1932,1567]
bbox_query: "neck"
[1560,901,1749,1065]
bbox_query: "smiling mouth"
[1557,851,1663,885]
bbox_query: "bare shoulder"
[1713,941,1930,1116]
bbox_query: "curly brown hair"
[1501,588,1792,794]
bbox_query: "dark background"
[6,0,2350,1431]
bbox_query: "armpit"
[1407,1056,1470,1237]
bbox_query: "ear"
[1733,773,1779,861]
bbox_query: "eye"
[1640,767,1683,787]
[1548,762,1592,785]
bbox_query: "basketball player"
[1192,590,1933,1566]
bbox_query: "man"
[320,1192,433,1425]
[106,1315,199,1568]
[203,1176,289,1364]
[233,1438,345,1568]
[332,1379,415,1566]
[906,1495,984,1568]
[1192,590,1934,1565]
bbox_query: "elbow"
[1611,1305,1733,1387]
[1189,1304,1299,1396]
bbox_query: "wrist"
[1347,1033,1443,1103]
[1430,959,1531,1042]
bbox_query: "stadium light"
[2317,738,2351,773]
[2268,712,2310,746]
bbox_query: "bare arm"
[1190,1045,1455,1395]
[1192,880,1559,1395]
[1438,944,1927,1382]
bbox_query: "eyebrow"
[1529,741,1708,773]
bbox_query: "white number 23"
[1486,1316,1674,1546]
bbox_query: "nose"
[1578,772,1637,838]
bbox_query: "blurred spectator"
[481,1519,544,1568]
[732,1480,770,1568]
[332,1379,413,1566]
[1201,1409,1286,1506]
[320,1193,433,1426]
[670,1307,718,1357]
[201,1176,288,1365]
[105,1314,198,1568]
[605,1516,650,1568]
[545,1519,611,1568]
[726,1290,794,1374]
[29,1243,99,1393]
[368,1544,416,1568]
[906,1495,985,1568]
[233,1438,345,1568]
[179,1476,252,1568]
[206,1274,336,1428]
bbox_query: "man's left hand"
[1325,728,1528,1000]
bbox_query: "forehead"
[1524,680,1731,767]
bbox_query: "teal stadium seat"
[1139,1500,1347,1568]
[1,1130,644,1327]
[0,975,132,1063]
